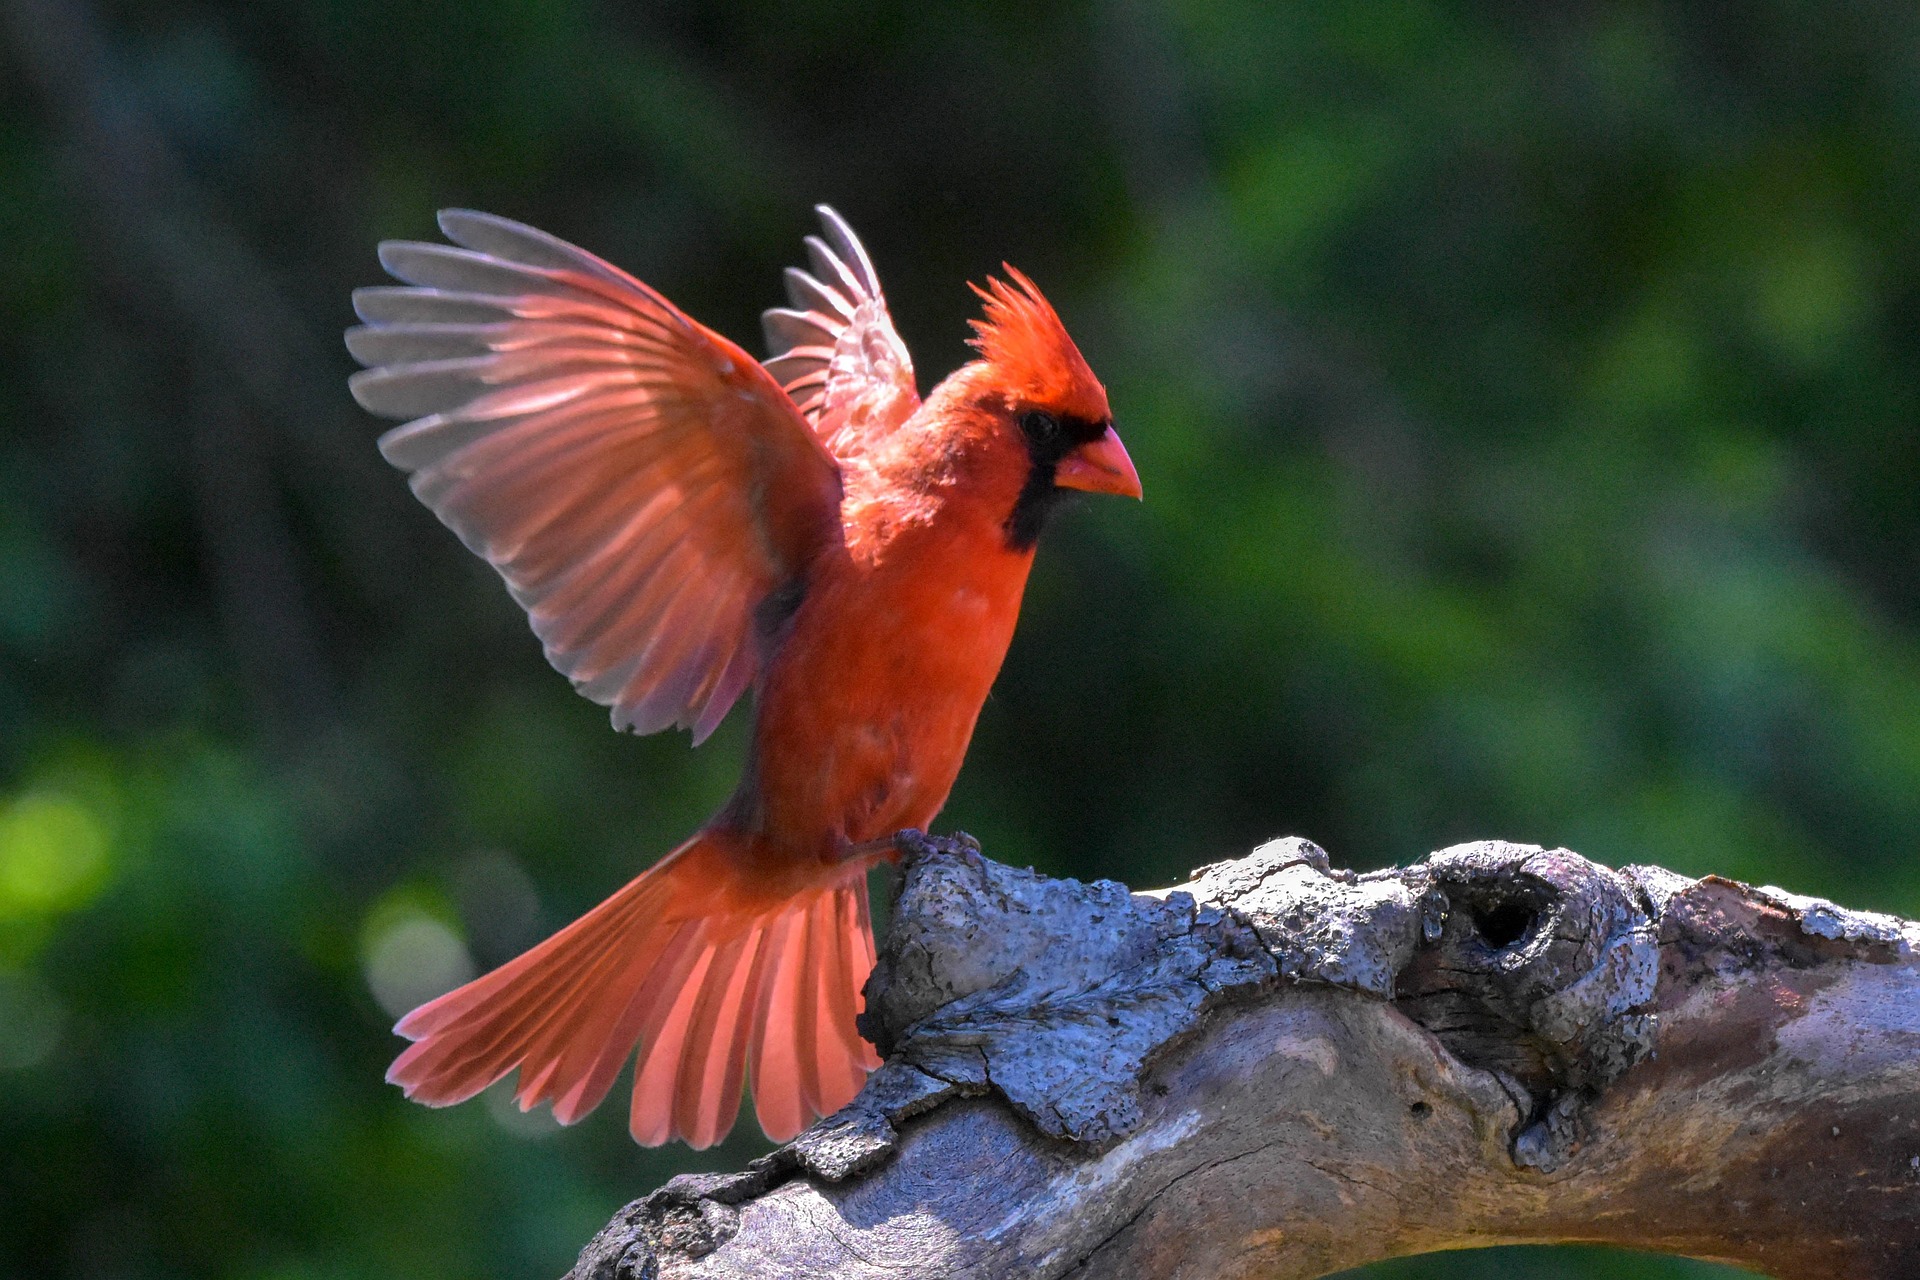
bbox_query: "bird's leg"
[838,829,985,881]
[840,828,985,866]
[842,831,914,864]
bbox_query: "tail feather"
[548,916,707,1122]
[387,832,880,1148]
[446,918,652,1105]
[395,868,660,1039]
[840,882,880,1061]
[390,874,673,1113]
[668,932,757,1148]
[791,896,829,1117]
[814,885,872,1106]
[746,912,807,1139]
[627,940,719,1145]
[679,929,766,1146]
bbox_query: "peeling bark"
[568,834,1920,1280]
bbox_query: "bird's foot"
[883,829,980,866]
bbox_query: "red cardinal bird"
[347,205,1140,1148]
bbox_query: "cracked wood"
[567,833,1920,1280]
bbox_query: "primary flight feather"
[347,205,1141,1148]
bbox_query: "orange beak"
[1054,426,1143,499]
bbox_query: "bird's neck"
[839,375,1035,566]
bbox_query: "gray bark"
[568,833,1920,1280]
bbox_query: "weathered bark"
[568,833,1920,1280]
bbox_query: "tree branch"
[569,834,1920,1280]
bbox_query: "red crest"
[967,267,1112,424]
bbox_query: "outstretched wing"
[760,205,921,462]
[348,210,842,743]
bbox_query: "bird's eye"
[1020,410,1061,442]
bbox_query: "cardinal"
[347,205,1140,1148]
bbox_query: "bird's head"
[959,267,1142,549]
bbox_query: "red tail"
[387,833,880,1148]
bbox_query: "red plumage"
[348,206,1140,1147]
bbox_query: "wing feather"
[349,209,842,743]
[759,206,921,461]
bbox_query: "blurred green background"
[2,0,1913,1276]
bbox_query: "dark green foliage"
[1,1,1908,1275]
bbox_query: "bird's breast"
[738,530,1035,858]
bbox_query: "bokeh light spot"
[0,791,114,919]
[361,894,476,1021]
